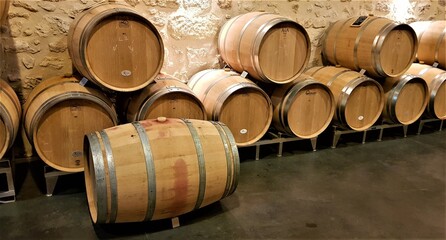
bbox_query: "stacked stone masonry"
[0,0,444,102]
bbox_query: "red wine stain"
[173,158,188,208]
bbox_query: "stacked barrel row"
[409,21,446,120]
[1,2,444,224]
[19,3,238,224]
[215,12,336,140]
[320,15,446,130]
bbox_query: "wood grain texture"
[23,76,118,172]
[406,63,446,119]
[188,69,272,146]
[323,16,417,78]
[84,118,239,223]
[218,12,310,84]
[270,74,335,138]
[125,74,206,122]
[0,79,21,159]
[410,21,446,69]
[381,75,429,124]
[306,66,384,131]
[0,0,9,24]
[68,4,164,92]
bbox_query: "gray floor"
[0,123,445,239]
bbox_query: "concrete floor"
[0,124,445,239]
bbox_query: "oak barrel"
[218,12,310,84]
[322,15,418,78]
[270,74,335,138]
[410,21,446,69]
[125,74,206,122]
[0,79,21,159]
[406,63,446,119]
[188,69,273,146]
[84,117,239,223]
[381,75,429,124]
[0,0,10,24]
[68,4,164,92]
[305,66,384,131]
[23,76,118,172]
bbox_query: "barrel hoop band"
[1,86,21,118]
[210,121,233,199]
[338,77,370,127]
[353,17,379,71]
[434,27,446,63]
[428,75,446,114]
[28,92,117,142]
[213,82,264,119]
[132,121,157,221]
[237,13,270,71]
[321,22,335,60]
[201,71,239,108]
[80,7,163,85]
[23,80,77,122]
[0,104,14,146]
[253,17,291,81]
[187,69,214,90]
[99,130,118,223]
[387,77,409,123]
[137,87,190,121]
[417,65,431,77]
[219,123,240,195]
[86,132,108,224]
[326,69,352,86]
[182,119,206,210]
[218,15,241,64]
[373,21,396,76]
[282,80,316,133]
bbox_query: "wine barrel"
[23,76,118,172]
[218,12,310,84]
[270,74,335,138]
[188,69,273,146]
[410,21,446,69]
[305,66,384,131]
[381,75,429,124]
[322,15,418,78]
[68,3,164,92]
[0,79,21,159]
[406,63,446,119]
[84,117,239,223]
[0,0,10,24]
[125,74,206,122]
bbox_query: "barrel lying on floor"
[83,117,240,224]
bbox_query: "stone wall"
[1,0,445,101]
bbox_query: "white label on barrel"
[240,71,248,78]
[240,129,248,134]
[121,70,132,77]
[358,116,364,121]
[79,77,89,86]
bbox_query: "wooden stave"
[84,118,240,223]
[67,4,164,92]
[322,16,418,78]
[23,76,118,172]
[125,77,207,122]
[406,63,446,119]
[0,79,21,159]
[218,12,311,84]
[188,69,273,146]
[270,74,335,138]
[381,74,429,125]
[305,66,385,131]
